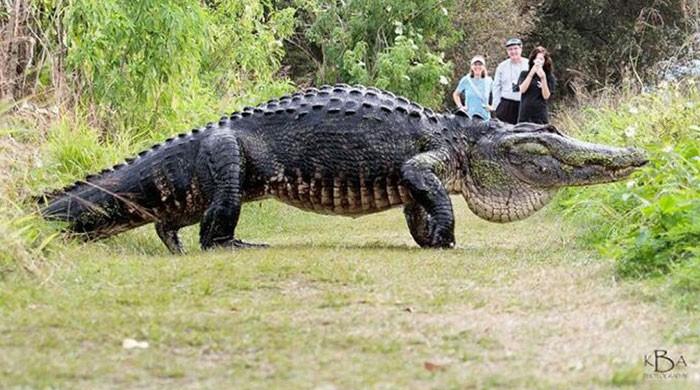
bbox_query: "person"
[517,46,556,124]
[492,38,529,124]
[452,55,493,120]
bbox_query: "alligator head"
[462,122,648,222]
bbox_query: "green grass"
[1,199,699,388]
[2,84,699,387]
[554,80,700,311]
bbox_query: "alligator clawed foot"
[427,221,455,249]
[228,239,269,249]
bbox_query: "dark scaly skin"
[39,84,648,253]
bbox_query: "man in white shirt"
[492,38,529,124]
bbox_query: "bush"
[527,0,697,94]
[288,0,456,108]
[556,79,699,306]
[63,0,295,139]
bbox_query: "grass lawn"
[1,199,698,389]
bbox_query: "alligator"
[39,84,647,253]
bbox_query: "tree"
[283,0,457,108]
[527,0,695,94]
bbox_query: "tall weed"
[556,80,700,308]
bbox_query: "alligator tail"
[38,167,156,239]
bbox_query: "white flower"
[439,75,449,85]
[393,21,403,35]
[624,125,637,138]
[626,180,635,189]
[441,7,448,16]
[663,145,674,153]
[628,106,639,114]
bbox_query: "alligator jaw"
[460,122,648,223]
[502,128,648,189]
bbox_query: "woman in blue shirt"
[452,55,494,120]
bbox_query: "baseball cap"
[470,55,486,65]
[505,38,522,47]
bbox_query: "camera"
[512,82,519,92]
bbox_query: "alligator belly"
[265,176,412,216]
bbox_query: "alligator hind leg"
[401,152,455,248]
[198,130,267,250]
[155,222,184,254]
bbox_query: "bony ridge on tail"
[38,84,648,254]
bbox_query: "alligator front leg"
[198,130,266,250]
[401,151,455,248]
[403,202,432,247]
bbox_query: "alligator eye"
[516,142,550,156]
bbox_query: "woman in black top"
[517,46,556,124]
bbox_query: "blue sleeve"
[455,77,469,93]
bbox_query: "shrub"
[555,79,699,306]
[63,0,295,139]
[289,0,456,108]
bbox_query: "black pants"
[495,98,520,124]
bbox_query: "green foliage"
[556,80,700,305]
[343,33,452,108]
[527,0,695,92]
[42,117,130,180]
[199,1,296,104]
[292,0,456,107]
[64,0,295,139]
[65,0,211,136]
[0,130,61,279]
